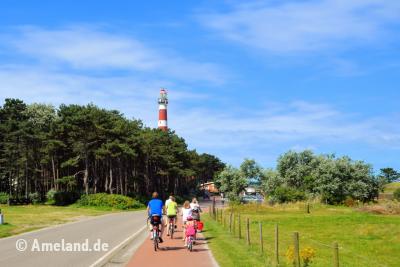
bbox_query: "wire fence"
[208,204,391,267]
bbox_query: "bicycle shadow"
[160,246,186,251]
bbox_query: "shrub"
[53,191,80,206]
[286,245,316,267]
[76,193,145,210]
[0,192,9,204]
[393,188,400,201]
[28,192,41,204]
[46,189,57,205]
[344,197,356,207]
[271,186,306,203]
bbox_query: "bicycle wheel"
[153,229,158,251]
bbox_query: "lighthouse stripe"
[159,104,167,110]
[158,120,167,127]
[159,110,167,120]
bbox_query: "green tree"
[215,165,248,201]
[379,168,400,183]
[277,150,320,192]
[0,99,224,201]
[0,99,28,197]
[240,158,262,186]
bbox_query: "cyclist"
[165,196,178,235]
[184,215,196,247]
[181,200,192,241]
[147,192,165,243]
[165,193,177,225]
[165,193,174,206]
[190,197,202,221]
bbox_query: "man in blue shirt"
[147,192,165,242]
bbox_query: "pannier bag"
[197,221,204,231]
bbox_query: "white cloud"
[199,0,400,54]
[1,64,399,168]
[0,65,168,125]
[1,23,399,168]
[172,101,400,153]
[6,26,225,84]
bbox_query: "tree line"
[0,99,225,200]
[215,151,399,204]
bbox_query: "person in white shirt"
[181,200,192,241]
[190,198,202,221]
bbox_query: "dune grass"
[0,204,115,238]
[384,182,400,193]
[203,203,400,267]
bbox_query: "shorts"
[150,215,162,226]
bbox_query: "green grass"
[0,204,120,238]
[204,203,400,267]
[384,182,400,193]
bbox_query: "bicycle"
[150,215,162,251]
[167,216,175,239]
[187,235,194,252]
[185,221,196,252]
[152,224,160,251]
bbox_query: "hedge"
[76,193,145,210]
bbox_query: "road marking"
[89,225,147,267]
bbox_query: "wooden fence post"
[259,222,263,253]
[246,218,250,245]
[229,212,233,233]
[293,232,300,267]
[306,203,310,214]
[220,209,223,223]
[213,196,216,214]
[275,224,279,266]
[238,214,242,239]
[333,242,339,267]
[233,214,236,235]
[212,197,216,219]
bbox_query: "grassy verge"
[203,203,400,267]
[0,204,133,238]
[203,214,270,267]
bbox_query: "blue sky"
[0,0,399,171]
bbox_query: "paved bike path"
[126,216,218,267]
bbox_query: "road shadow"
[197,236,214,241]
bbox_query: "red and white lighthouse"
[158,89,168,131]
